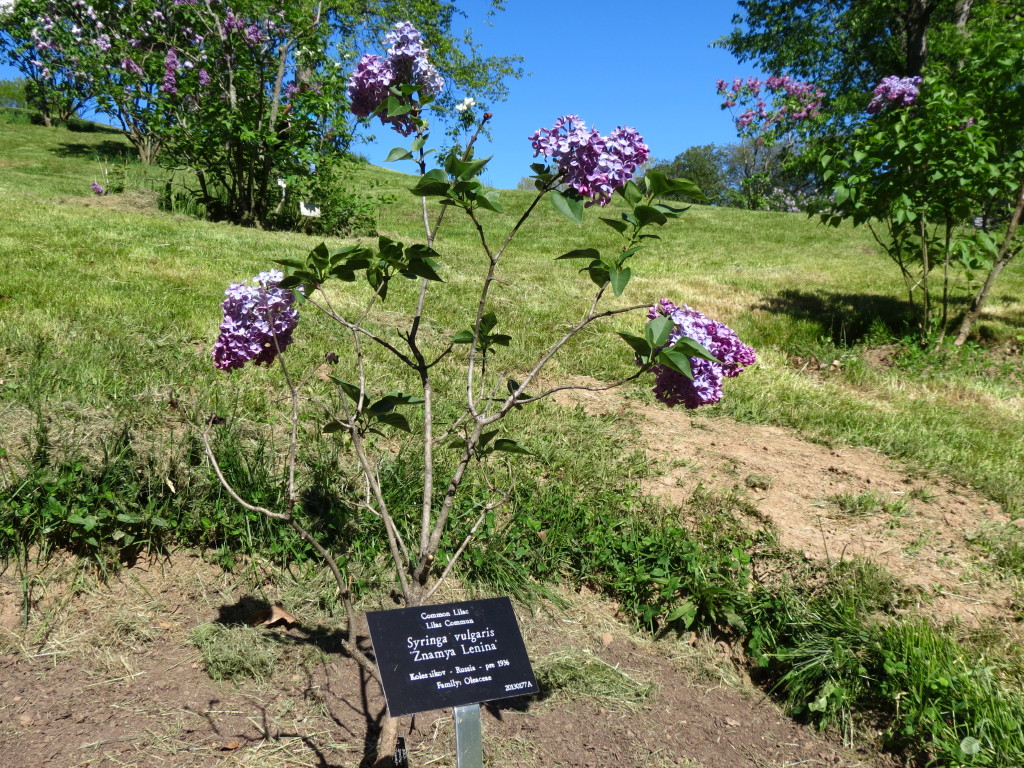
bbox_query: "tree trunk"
[954,0,974,29]
[372,715,400,768]
[954,178,1024,345]
[905,0,936,75]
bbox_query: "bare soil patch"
[0,555,889,768]
[556,381,1020,629]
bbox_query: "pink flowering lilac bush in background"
[643,300,756,409]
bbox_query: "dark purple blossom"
[90,182,105,195]
[198,68,211,86]
[529,116,649,206]
[867,75,921,114]
[642,299,756,409]
[213,270,300,371]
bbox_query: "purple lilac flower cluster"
[213,270,300,371]
[346,21,444,136]
[162,48,179,93]
[643,299,756,409]
[866,76,921,114]
[528,116,650,206]
[717,75,824,130]
[90,182,105,195]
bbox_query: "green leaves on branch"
[451,311,512,354]
[550,189,585,224]
[619,315,719,379]
[408,150,502,213]
[640,171,706,202]
[449,430,533,458]
[276,239,444,300]
[325,379,424,436]
[556,247,639,297]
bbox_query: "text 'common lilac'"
[643,299,756,409]
[867,76,921,114]
[528,116,649,206]
[213,270,299,371]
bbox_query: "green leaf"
[452,330,475,344]
[599,217,629,234]
[550,190,584,225]
[452,156,491,181]
[410,135,427,152]
[658,349,694,379]
[645,316,673,349]
[557,248,600,260]
[330,377,363,405]
[619,180,642,205]
[491,334,512,346]
[385,96,413,117]
[374,412,412,432]
[273,257,307,270]
[476,189,504,213]
[410,169,450,197]
[492,438,533,456]
[608,267,631,297]
[323,420,346,434]
[403,258,443,282]
[664,176,706,201]
[670,336,719,363]
[385,147,413,162]
[618,332,653,361]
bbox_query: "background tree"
[0,77,29,109]
[0,0,91,126]
[821,6,1024,345]
[716,0,979,127]
[646,144,730,204]
[14,0,520,227]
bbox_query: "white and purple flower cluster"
[644,299,756,409]
[213,270,300,371]
[346,21,444,136]
[866,75,921,114]
[528,115,649,206]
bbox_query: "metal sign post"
[454,704,483,768]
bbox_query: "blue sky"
[0,1,759,189]
[369,0,757,187]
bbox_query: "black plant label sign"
[366,597,538,717]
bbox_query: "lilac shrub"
[212,270,300,371]
[716,74,824,209]
[643,299,756,409]
[207,21,754,763]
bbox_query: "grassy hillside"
[1,121,1021,511]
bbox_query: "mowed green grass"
[1,120,1022,512]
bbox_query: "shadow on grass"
[755,288,930,345]
[51,140,138,163]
